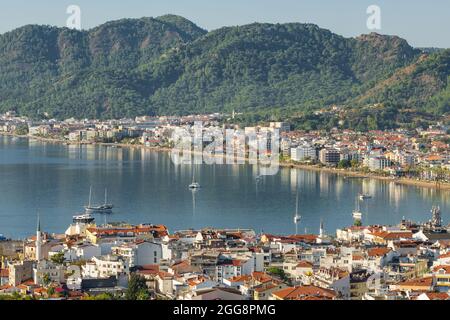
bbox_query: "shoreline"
[2,132,450,191]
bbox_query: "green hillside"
[0,15,448,125]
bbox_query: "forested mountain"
[0,14,448,124]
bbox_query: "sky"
[0,0,448,48]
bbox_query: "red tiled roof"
[272,286,336,300]
[421,292,450,300]
[433,265,450,274]
[226,275,252,283]
[137,264,160,275]
[371,231,412,240]
[87,225,168,237]
[0,284,13,290]
[297,261,313,268]
[397,277,434,288]
[21,279,35,286]
[251,272,273,284]
[368,247,391,257]
[438,252,450,259]
[254,283,279,293]
[157,271,174,279]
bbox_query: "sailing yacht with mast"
[352,196,362,220]
[189,166,201,189]
[293,187,301,224]
[85,187,114,214]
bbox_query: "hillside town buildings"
[0,207,449,300]
[1,112,448,182]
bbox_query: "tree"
[354,220,362,227]
[47,287,55,297]
[84,293,115,300]
[125,274,149,300]
[350,159,359,168]
[14,125,29,136]
[50,252,65,265]
[338,159,351,169]
[267,267,289,283]
[42,273,51,287]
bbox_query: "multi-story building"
[319,148,341,166]
[291,145,317,162]
[368,156,391,171]
[269,122,290,133]
[112,241,162,267]
[8,261,33,286]
[83,255,129,279]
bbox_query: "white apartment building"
[112,241,162,267]
[291,145,317,162]
[368,156,391,171]
[33,260,65,286]
[83,255,129,279]
[215,256,261,283]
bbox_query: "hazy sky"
[0,0,448,48]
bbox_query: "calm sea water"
[0,135,449,239]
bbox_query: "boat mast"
[294,183,300,235]
[104,188,108,205]
[88,186,93,207]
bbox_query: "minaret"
[36,214,42,261]
[319,219,324,238]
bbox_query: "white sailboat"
[189,166,201,189]
[85,187,114,214]
[352,196,362,220]
[294,186,301,225]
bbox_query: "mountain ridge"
[0,15,448,126]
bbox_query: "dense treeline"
[0,15,448,126]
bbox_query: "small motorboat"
[73,213,95,224]
[359,193,372,200]
[189,182,201,189]
[352,211,362,220]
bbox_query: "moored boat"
[359,193,372,200]
[189,166,201,189]
[73,213,95,224]
[352,197,363,220]
[84,187,114,214]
